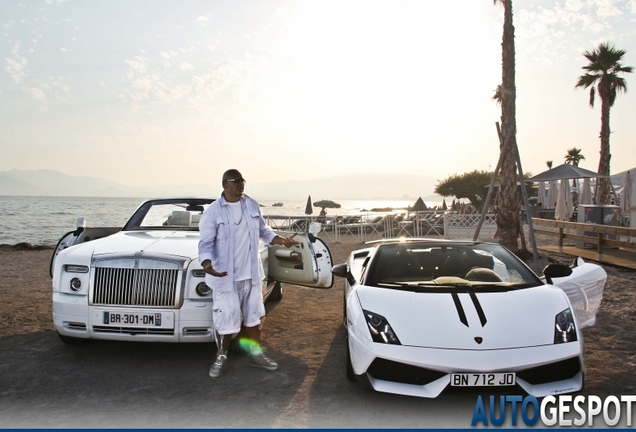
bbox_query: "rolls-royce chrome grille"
[93,267,179,307]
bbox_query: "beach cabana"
[527,163,607,183]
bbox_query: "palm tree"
[493,0,520,253]
[564,147,585,166]
[575,42,633,204]
[565,147,585,187]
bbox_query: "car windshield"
[365,242,542,290]
[122,199,213,231]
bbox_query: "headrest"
[169,211,192,226]
[465,267,503,282]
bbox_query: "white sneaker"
[249,352,278,371]
[209,350,227,378]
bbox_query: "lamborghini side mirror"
[543,263,573,285]
[332,263,356,286]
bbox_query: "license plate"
[103,311,166,328]
[451,373,516,387]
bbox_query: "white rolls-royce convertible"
[50,198,333,344]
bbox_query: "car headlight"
[69,277,83,292]
[195,282,212,297]
[554,308,577,344]
[191,269,206,278]
[363,310,401,345]
[64,264,89,273]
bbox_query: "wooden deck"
[531,218,636,270]
[537,244,636,270]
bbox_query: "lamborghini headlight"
[363,310,401,345]
[554,308,577,344]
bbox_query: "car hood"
[355,285,572,350]
[86,230,200,260]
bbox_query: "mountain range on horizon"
[0,169,444,202]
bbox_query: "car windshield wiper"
[376,281,417,288]
[414,282,518,293]
[376,280,539,293]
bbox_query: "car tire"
[57,332,89,345]
[266,282,283,302]
[345,336,356,382]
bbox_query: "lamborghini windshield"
[364,242,542,289]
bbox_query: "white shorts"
[212,280,265,335]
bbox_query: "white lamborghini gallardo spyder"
[332,238,606,398]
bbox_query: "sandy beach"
[1,235,635,427]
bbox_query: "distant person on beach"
[198,168,298,378]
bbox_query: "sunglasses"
[225,178,246,184]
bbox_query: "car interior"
[366,244,503,286]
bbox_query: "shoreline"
[0,242,55,251]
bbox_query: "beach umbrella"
[546,181,558,209]
[555,181,567,220]
[555,179,574,221]
[305,195,313,215]
[565,181,574,219]
[580,178,593,205]
[441,199,447,211]
[313,199,341,209]
[411,197,428,212]
[451,199,457,211]
[621,171,636,215]
[537,181,547,207]
[611,166,636,186]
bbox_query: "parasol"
[555,179,574,221]
[546,181,558,209]
[537,181,547,207]
[622,171,636,214]
[313,199,341,209]
[305,195,313,215]
[411,197,428,212]
[580,178,593,205]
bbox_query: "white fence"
[443,214,497,241]
[264,212,498,243]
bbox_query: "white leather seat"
[168,211,192,226]
[190,214,201,227]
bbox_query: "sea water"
[0,196,442,245]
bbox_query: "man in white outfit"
[198,169,297,378]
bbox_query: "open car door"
[548,257,607,329]
[268,233,333,289]
[49,217,121,277]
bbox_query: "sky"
[2,0,635,190]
